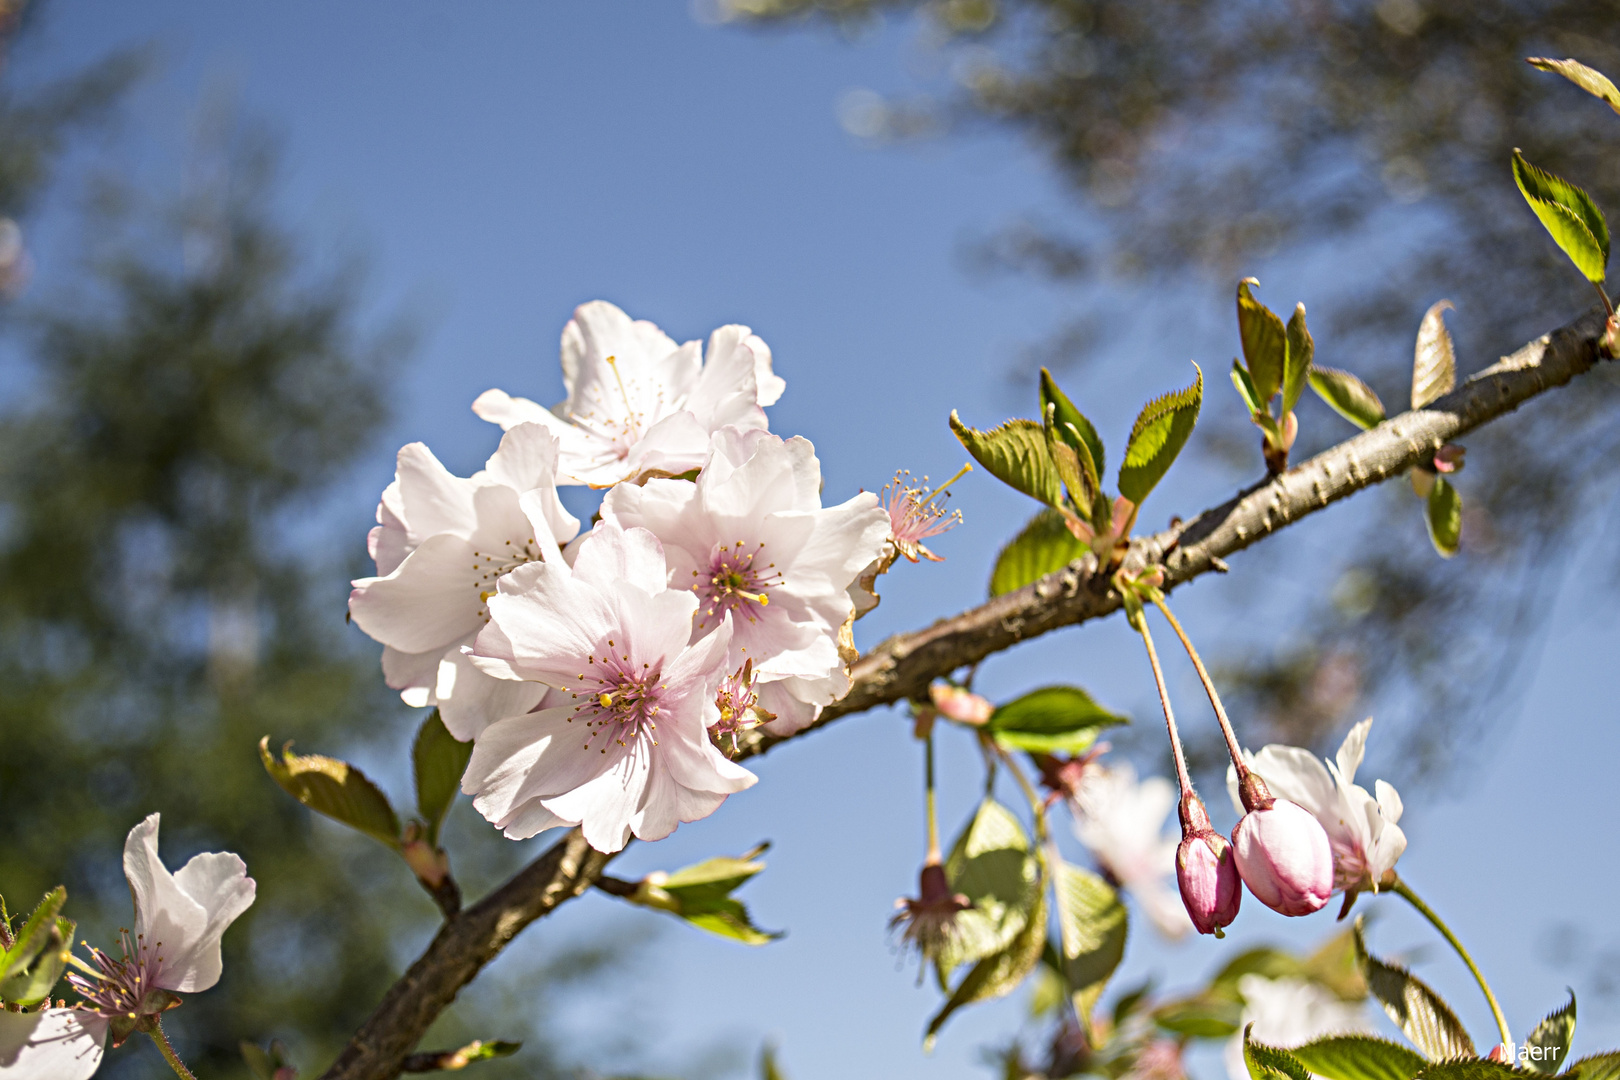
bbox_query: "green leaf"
[926,855,1048,1049]
[989,508,1089,597]
[1117,362,1202,507]
[937,799,1038,982]
[0,887,65,987]
[1412,300,1457,410]
[1426,476,1462,558]
[1054,861,1127,1025]
[1513,150,1610,283]
[240,1041,295,1080]
[1289,1036,1430,1080]
[1566,1053,1620,1080]
[1523,991,1575,1075]
[1284,303,1314,415]
[1413,1062,1527,1080]
[1153,992,1243,1038]
[1303,926,1370,1002]
[1044,405,1093,512]
[1232,359,1265,415]
[0,915,73,1008]
[260,736,402,850]
[1212,946,1310,993]
[638,846,781,946]
[1238,279,1288,404]
[1355,918,1475,1062]
[412,710,473,847]
[984,685,1127,754]
[950,413,1063,508]
[1309,366,1387,430]
[1040,368,1106,487]
[1245,1029,1315,1080]
[1528,57,1620,116]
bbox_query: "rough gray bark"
[319,306,1607,1080]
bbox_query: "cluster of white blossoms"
[350,301,895,853]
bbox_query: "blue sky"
[11,3,1620,1078]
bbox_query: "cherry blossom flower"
[1222,974,1371,1080]
[849,467,967,617]
[349,423,579,740]
[600,427,889,734]
[0,816,254,1080]
[1226,719,1406,904]
[1231,797,1333,917]
[472,301,784,487]
[461,523,756,853]
[890,861,972,970]
[1070,763,1193,939]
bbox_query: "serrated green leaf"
[1289,1036,1430,1080]
[1153,992,1243,1038]
[1055,862,1127,1025]
[1118,363,1202,506]
[937,799,1037,983]
[1412,301,1457,410]
[950,413,1063,508]
[641,846,780,946]
[1529,57,1620,116]
[1303,926,1369,1002]
[1413,1062,1526,1080]
[1232,359,1265,415]
[678,896,782,946]
[0,887,65,987]
[926,856,1048,1048]
[412,710,473,847]
[1523,991,1575,1075]
[1355,919,1475,1062]
[1238,279,1288,404]
[1567,1053,1620,1080]
[989,508,1088,597]
[1310,366,1387,430]
[0,914,72,1008]
[1246,1030,1316,1080]
[985,685,1127,754]
[1513,150,1610,283]
[1044,405,1093,511]
[1426,476,1462,558]
[1284,303,1314,415]
[1213,947,1311,993]
[1040,368,1106,486]
[663,851,767,898]
[260,736,402,850]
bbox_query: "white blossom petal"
[0,1009,107,1080]
[123,814,255,994]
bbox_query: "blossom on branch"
[472,300,784,487]
[0,816,254,1080]
[601,428,889,735]
[349,424,580,740]
[462,523,756,853]
[1226,719,1406,906]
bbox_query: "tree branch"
[319,306,1606,1080]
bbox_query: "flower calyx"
[890,860,972,967]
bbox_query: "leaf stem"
[1594,280,1615,319]
[1391,876,1512,1048]
[145,1017,199,1080]
[993,741,1049,844]
[1149,593,1249,778]
[1133,615,1192,798]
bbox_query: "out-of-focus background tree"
[726,0,1620,777]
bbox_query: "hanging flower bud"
[1231,772,1333,916]
[890,860,972,969]
[928,681,993,726]
[1176,792,1241,936]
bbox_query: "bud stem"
[1134,615,1193,799]
[1149,593,1250,780]
[144,1017,199,1080]
[1391,876,1512,1048]
[924,730,941,864]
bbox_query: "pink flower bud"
[1176,793,1241,936]
[1231,775,1333,916]
[928,682,993,726]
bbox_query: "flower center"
[566,640,666,754]
[692,541,782,630]
[67,929,163,1018]
[474,537,544,621]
